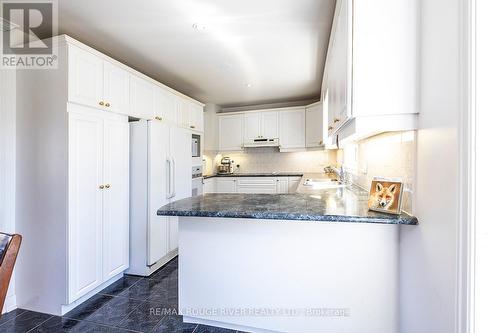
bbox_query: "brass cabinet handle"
[155,116,163,121]
[328,126,333,131]
[105,102,110,107]
[190,125,195,129]
[105,184,111,189]
[99,185,105,189]
[334,118,340,123]
[319,140,323,145]
[99,101,104,106]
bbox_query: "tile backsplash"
[337,131,416,214]
[204,148,337,175]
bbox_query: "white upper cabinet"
[103,61,130,116]
[244,111,278,142]
[306,102,325,148]
[130,75,155,119]
[260,111,279,139]
[219,114,244,151]
[153,87,177,123]
[279,108,306,150]
[322,0,418,143]
[244,113,261,142]
[68,45,130,115]
[189,103,204,132]
[176,98,191,129]
[68,45,104,109]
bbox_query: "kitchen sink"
[303,178,347,189]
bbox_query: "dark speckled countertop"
[158,173,418,225]
[203,172,304,179]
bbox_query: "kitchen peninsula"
[157,174,417,333]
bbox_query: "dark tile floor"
[0,257,246,333]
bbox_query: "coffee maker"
[217,157,234,174]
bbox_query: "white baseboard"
[60,273,123,315]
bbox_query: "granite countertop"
[203,172,304,179]
[158,173,418,225]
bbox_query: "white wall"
[0,68,17,313]
[474,1,500,331]
[399,0,466,332]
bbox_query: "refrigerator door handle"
[170,158,176,199]
[166,157,173,199]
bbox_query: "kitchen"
[0,0,486,333]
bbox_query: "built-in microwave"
[192,134,201,157]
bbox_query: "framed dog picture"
[368,177,404,215]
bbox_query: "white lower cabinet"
[238,178,277,194]
[212,176,301,194]
[216,178,238,193]
[276,178,289,193]
[68,107,129,302]
[203,178,216,193]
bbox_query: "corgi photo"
[368,178,404,215]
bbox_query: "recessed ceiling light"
[192,23,207,32]
[245,83,252,88]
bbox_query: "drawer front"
[237,177,277,186]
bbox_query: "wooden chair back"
[0,233,22,315]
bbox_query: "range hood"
[243,138,280,148]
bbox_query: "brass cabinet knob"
[99,101,104,106]
[190,125,195,129]
[319,140,323,145]
[105,102,110,107]
[328,126,333,131]
[155,116,163,121]
[334,118,340,123]
[99,185,105,189]
[105,184,111,189]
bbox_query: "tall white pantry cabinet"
[15,40,130,315]
[14,35,204,316]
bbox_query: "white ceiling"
[51,0,335,107]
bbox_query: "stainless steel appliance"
[217,157,234,174]
[192,166,203,196]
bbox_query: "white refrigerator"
[127,119,191,276]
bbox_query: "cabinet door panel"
[189,103,204,131]
[306,104,324,148]
[68,46,103,109]
[219,114,243,151]
[154,88,177,123]
[244,113,260,142]
[279,109,306,149]
[330,0,350,132]
[103,61,130,115]
[177,99,191,129]
[260,111,279,139]
[216,179,237,193]
[130,76,155,119]
[276,179,289,193]
[68,111,103,302]
[102,116,130,280]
